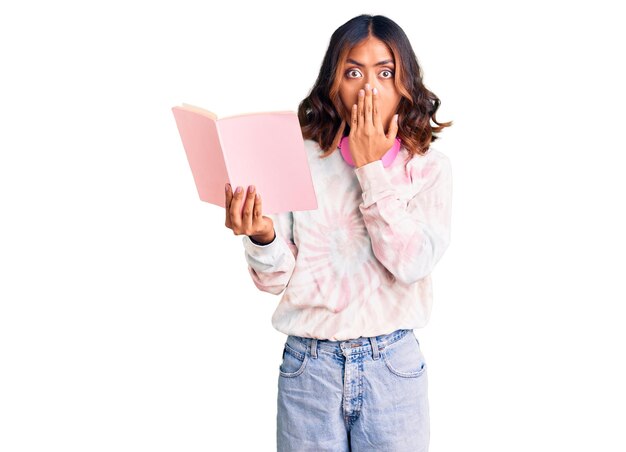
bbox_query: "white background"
[1,1,624,450]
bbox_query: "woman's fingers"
[227,184,263,235]
[386,114,400,141]
[225,183,233,228]
[372,87,384,132]
[241,185,256,230]
[228,185,244,231]
[364,84,374,127]
[357,88,365,130]
[355,85,376,133]
[253,190,262,223]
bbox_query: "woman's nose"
[363,78,380,91]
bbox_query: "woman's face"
[338,37,402,134]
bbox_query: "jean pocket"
[279,342,309,378]
[381,333,427,378]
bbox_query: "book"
[171,103,318,215]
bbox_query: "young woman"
[224,14,452,452]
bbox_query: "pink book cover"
[171,103,318,215]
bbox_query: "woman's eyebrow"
[346,58,395,67]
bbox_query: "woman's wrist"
[249,228,276,246]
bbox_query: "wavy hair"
[298,14,452,166]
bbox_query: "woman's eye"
[345,68,394,79]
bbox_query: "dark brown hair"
[298,14,452,166]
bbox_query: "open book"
[171,103,318,215]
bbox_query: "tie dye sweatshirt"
[242,138,452,341]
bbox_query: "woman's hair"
[297,14,452,165]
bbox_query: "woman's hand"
[349,83,399,168]
[225,183,275,244]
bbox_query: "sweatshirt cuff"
[242,230,283,260]
[354,160,394,207]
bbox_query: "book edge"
[178,103,218,120]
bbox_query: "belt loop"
[310,338,318,359]
[369,335,380,360]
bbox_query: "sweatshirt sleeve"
[354,154,452,285]
[241,210,298,295]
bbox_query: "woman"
[225,14,452,452]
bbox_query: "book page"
[172,106,229,207]
[180,103,217,120]
[217,111,317,214]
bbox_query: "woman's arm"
[354,154,452,285]
[242,210,298,295]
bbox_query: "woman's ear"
[330,120,346,150]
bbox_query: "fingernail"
[373,87,378,95]
[249,185,255,193]
[225,183,230,192]
[365,83,370,90]
[236,186,242,194]
[359,90,364,97]
[395,114,399,122]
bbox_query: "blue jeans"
[277,328,429,451]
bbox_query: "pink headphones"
[338,136,401,168]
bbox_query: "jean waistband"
[288,328,412,359]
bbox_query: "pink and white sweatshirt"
[242,138,452,340]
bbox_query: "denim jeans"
[277,328,429,451]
